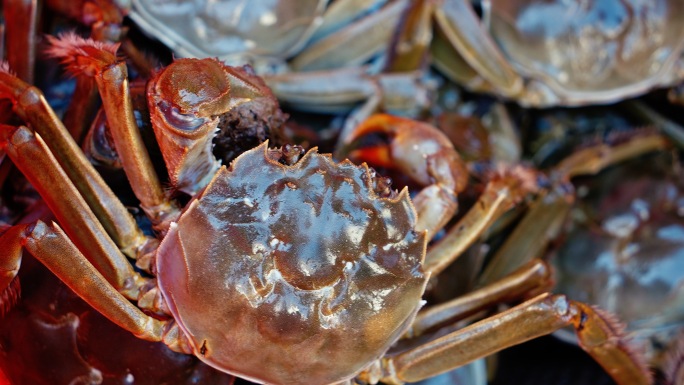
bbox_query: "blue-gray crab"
[127,0,684,108]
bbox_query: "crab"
[0,34,657,384]
[468,102,684,382]
[124,0,684,110]
[552,148,684,380]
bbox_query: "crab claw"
[340,113,468,239]
[147,58,283,195]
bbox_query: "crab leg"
[0,67,150,260]
[424,164,538,275]
[407,259,552,338]
[338,114,538,275]
[291,0,408,71]
[374,293,652,385]
[47,34,178,225]
[0,221,165,341]
[310,0,388,41]
[552,133,669,180]
[477,189,571,285]
[478,132,669,285]
[628,101,684,148]
[0,124,146,298]
[62,76,100,144]
[3,0,38,83]
[384,0,435,73]
[264,66,377,112]
[432,0,523,98]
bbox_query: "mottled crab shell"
[156,143,428,384]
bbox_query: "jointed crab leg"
[62,75,100,144]
[384,0,435,73]
[408,259,552,338]
[552,133,669,180]
[47,34,178,225]
[3,0,37,83]
[0,221,165,341]
[265,66,377,112]
[0,68,149,259]
[291,0,408,71]
[433,0,523,98]
[477,189,571,285]
[479,132,670,285]
[375,293,651,385]
[424,165,538,275]
[0,124,146,298]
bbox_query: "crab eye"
[158,101,205,131]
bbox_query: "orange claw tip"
[346,145,394,169]
[345,113,405,142]
[45,32,119,77]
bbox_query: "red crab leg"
[0,221,164,341]
[0,124,147,298]
[0,68,150,260]
[371,293,652,385]
[407,259,552,338]
[51,1,156,141]
[62,76,100,144]
[3,0,38,83]
[46,34,178,225]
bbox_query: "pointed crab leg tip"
[394,186,415,206]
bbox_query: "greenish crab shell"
[156,142,428,384]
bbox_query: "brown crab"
[0,35,654,384]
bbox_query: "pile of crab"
[0,1,683,385]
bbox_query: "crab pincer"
[146,58,274,195]
[339,113,539,275]
[340,113,468,240]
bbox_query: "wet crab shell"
[156,143,428,384]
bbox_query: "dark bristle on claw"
[366,167,397,199]
[267,144,306,166]
[0,277,21,318]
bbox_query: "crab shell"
[488,0,684,105]
[156,143,429,384]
